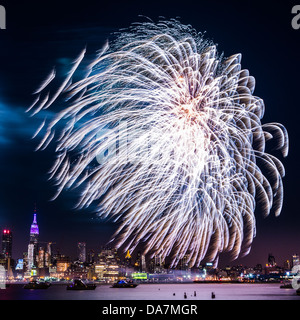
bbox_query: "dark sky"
[0,0,299,268]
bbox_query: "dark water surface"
[0,283,299,300]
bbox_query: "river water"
[0,283,299,300]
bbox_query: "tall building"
[87,249,95,264]
[292,254,299,267]
[134,251,147,272]
[56,255,70,273]
[95,247,119,281]
[27,209,39,271]
[2,229,12,259]
[78,242,86,263]
[30,211,39,243]
[283,260,291,271]
[45,242,53,267]
[38,247,45,268]
[267,253,276,267]
[149,255,164,273]
[124,249,132,267]
[178,254,189,271]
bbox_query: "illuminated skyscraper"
[38,247,45,268]
[30,211,39,243]
[27,244,35,271]
[45,242,53,267]
[2,229,12,259]
[28,208,39,271]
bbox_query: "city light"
[0,210,299,285]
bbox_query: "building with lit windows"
[77,242,86,263]
[94,247,120,281]
[148,255,165,274]
[56,255,70,273]
[27,209,39,274]
[2,229,12,259]
[134,251,147,272]
[292,254,299,267]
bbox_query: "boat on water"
[111,280,138,288]
[24,280,51,289]
[66,279,97,290]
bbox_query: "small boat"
[66,279,96,290]
[111,280,138,288]
[24,280,51,289]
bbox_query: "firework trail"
[29,20,288,267]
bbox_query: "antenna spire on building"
[125,250,131,259]
[30,206,39,236]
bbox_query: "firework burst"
[29,20,288,267]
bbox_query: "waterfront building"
[2,229,12,259]
[134,251,147,272]
[95,247,120,281]
[95,261,106,279]
[148,255,165,274]
[49,265,57,277]
[66,261,88,280]
[56,255,70,273]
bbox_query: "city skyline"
[0,0,300,271]
[1,207,299,290]
[1,207,298,271]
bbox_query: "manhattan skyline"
[1,204,298,270]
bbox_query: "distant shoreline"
[4,280,284,286]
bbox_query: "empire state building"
[28,208,39,272]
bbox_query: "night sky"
[0,0,299,268]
